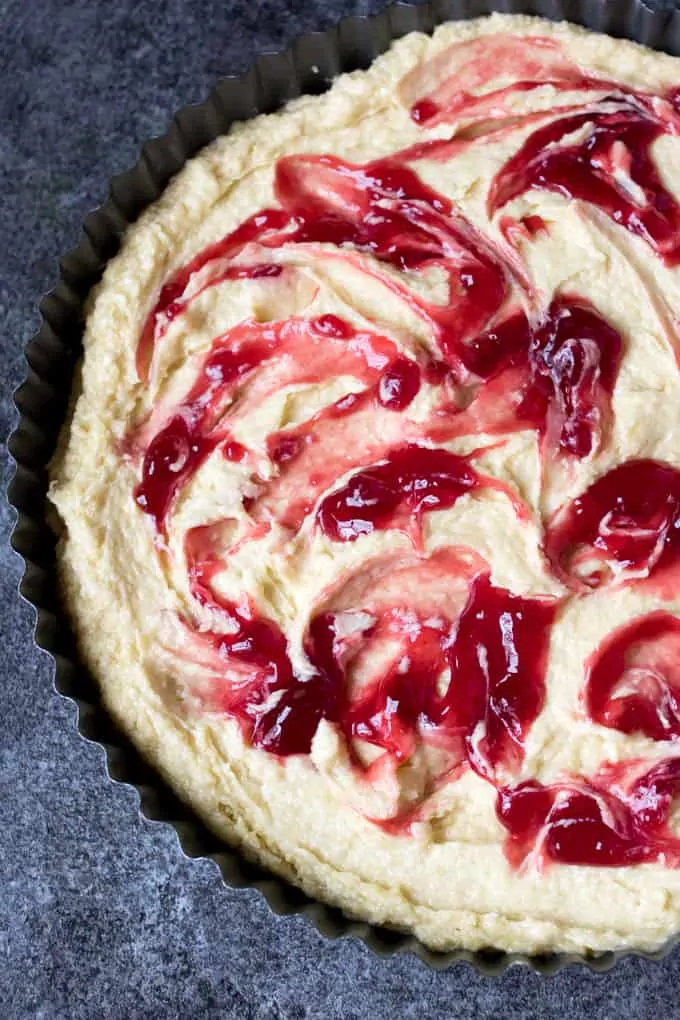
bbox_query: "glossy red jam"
[489,102,680,265]
[138,152,512,379]
[179,599,336,756]
[453,296,623,460]
[545,459,680,592]
[404,34,601,129]
[134,316,401,532]
[127,32,680,859]
[316,444,483,543]
[320,566,556,780]
[180,548,556,773]
[585,612,680,741]
[497,757,680,868]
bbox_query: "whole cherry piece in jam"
[584,611,680,741]
[377,356,422,410]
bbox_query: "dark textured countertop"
[4,0,680,1015]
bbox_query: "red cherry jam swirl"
[452,296,622,461]
[180,546,557,780]
[403,34,603,129]
[405,33,680,264]
[497,757,680,868]
[138,153,513,382]
[488,100,680,264]
[127,32,680,862]
[133,315,404,532]
[585,612,680,741]
[312,552,557,782]
[545,460,680,593]
[315,444,523,546]
[177,597,333,756]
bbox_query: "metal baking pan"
[9,0,680,974]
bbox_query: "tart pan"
[9,0,680,974]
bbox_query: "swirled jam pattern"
[126,29,680,862]
[51,20,680,951]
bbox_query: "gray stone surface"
[4,0,680,1015]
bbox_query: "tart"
[50,14,680,954]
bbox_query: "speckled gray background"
[4,0,680,1016]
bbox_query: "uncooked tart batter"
[50,14,680,954]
